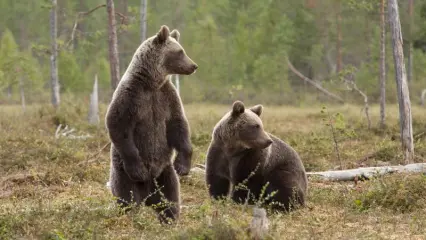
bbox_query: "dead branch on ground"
[55,124,92,140]
[190,163,426,182]
[77,142,111,166]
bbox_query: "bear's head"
[215,101,273,152]
[135,25,198,86]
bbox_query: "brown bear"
[205,101,308,211]
[105,25,198,224]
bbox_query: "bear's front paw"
[124,161,149,182]
[173,153,191,176]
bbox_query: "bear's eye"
[178,49,184,55]
[254,124,260,129]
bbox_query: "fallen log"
[188,163,426,182]
[104,163,426,188]
[306,163,426,181]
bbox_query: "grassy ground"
[1,101,426,239]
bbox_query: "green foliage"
[1,103,426,238]
[353,174,426,213]
[58,50,84,92]
[0,28,19,89]
[1,0,426,104]
[175,220,246,240]
[0,28,44,100]
[84,57,111,90]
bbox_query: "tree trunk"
[407,0,414,83]
[121,0,128,15]
[20,19,27,49]
[107,0,120,91]
[421,89,426,106]
[388,0,414,164]
[6,85,12,100]
[365,18,371,65]
[379,0,386,128]
[88,75,99,125]
[336,1,342,73]
[306,0,316,8]
[50,0,60,108]
[73,0,87,50]
[407,43,413,82]
[19,77,26,113]
[140,0,148,42]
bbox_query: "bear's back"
[267,133,308,191]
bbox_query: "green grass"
[1,101,426,239]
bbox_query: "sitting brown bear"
[205,101,308,211]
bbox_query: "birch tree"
[407,0,414,83]
[379,0,386,128]
[50,0,60,108]
[106,0,120,91]
[388,0,414,164]
[336,0,342,73]
[140,0,147,42]
[19,75,25,113]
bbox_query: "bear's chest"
[132,92,171,157]
[134,92,171,123]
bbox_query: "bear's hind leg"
[264,170,305,212]
[110,164,141,212]
[145,164,180,224]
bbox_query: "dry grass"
[1,101,426,239]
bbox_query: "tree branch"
[67,4,106,50]
[67,4,129,50]
[342,68,371,129]
[286,57,345,103]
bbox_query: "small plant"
[321,106,343,169]
[320,106,357,169]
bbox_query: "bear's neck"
[225,144,250,158]
[126,56,167,90]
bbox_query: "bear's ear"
[170,29,180,42]
[156,25,170,44]
[232,101,245,117]
[250,105,263,116]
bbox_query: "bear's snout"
[263,138,273,148]
[188,63,198,74]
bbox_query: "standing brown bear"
[205,101,308,211]
[105,25,198,224]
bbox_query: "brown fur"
[105,25,197,224]
[205,101,308,211]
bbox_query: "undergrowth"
[0,101,426,239]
